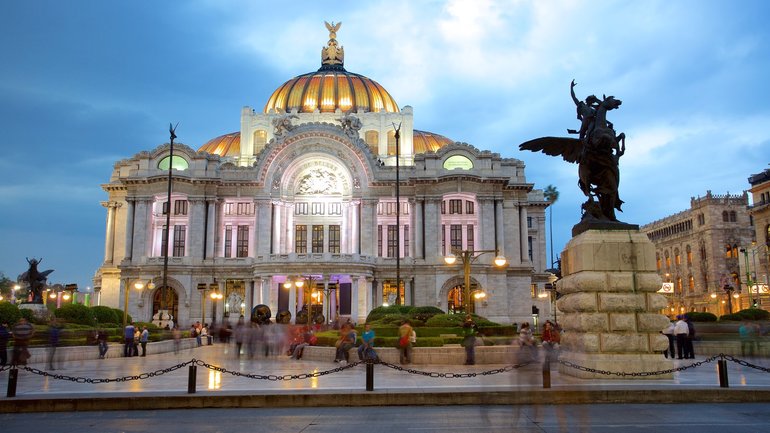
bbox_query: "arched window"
[365,130,379,154]
[688,275,695,293]
[253,130,267,154]
[676,277,683,294]
[686,245,693,266]
[725,244,733,258]
[158,155,189,171]
[664,250,671,269]
[732,244,739,258]
[722,211,729,222]
[729,211,737,222]
[656,252,661,270]
[387,131,397,156]
[674,248,681,266]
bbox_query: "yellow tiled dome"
[413,130,454,153]
[198,132,240,157]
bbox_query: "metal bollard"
[718,359,729,388]
[188,365,197,394]
[542,357,551,389]
[7,368,18,398]
[365,361,374,391]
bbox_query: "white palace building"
[94,24,552,327]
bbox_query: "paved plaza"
[2,342,770,412]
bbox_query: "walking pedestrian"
[398,320,413,364]
[97,329,109,359]
[11,318,34,366]
[684,315,696,359]
[172,326,181,355]
[462,315,478,365]
[140,326,149,356]
[48,319,61,370]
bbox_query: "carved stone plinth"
[18,303,51,321]
[556,230,672,379]
[152,309,175,330]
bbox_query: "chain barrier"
[192,359,363,381]
[557,355,721,377]
[0,365,11,373]
[378,360,534,378]
[721,354,770,374]
[18,359,196,384]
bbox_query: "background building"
[641,191,755,317]
[746,167,770,306]
[93,26,551,327]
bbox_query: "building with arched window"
[93,25,551,326]
[641,191,754,316]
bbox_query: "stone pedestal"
[556,230,672,379]
[18,303,51,321]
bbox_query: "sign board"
[658,282,674,293]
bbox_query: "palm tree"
[544,185,559,268]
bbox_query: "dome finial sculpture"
[322,21,344,68]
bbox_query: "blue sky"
[1,0,769,291]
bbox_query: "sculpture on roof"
[338,112,362,139]
[520,80,632,232]
[322,21,345,67]
[19,257,54,304]
[272,114,299,138]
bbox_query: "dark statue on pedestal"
[520,80,638,235]
[19,258,54,304]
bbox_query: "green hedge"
[0,302,21,325]
[737,308,770,320]
[366,305,414,322]
[54,304,96,326]
[685,312,718,322]
[91,306,120,325]
[719,313,743,321]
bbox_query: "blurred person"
[684,315,696,359]
[398,320,413,364]
[462,315,478,365]
[739,320,756,357]
[541,320,560,363]
[291,326,315,360]
[97,329,109,359]
[334,322,356,364]
[140,326,149,357]
[11,318,34,366]
[201,323,210,346]
[234,317,246,358]
[0,322,10,366]
[124,320,135,357]
[518,322,536,362]
[48,319,62,370]
[661,321,675,358]
[192,323,201,347]
[172,326,182,354]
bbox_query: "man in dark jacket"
[684,315,696,359]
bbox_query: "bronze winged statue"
[520,80,628,226]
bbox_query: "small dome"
[413,130,454,153]
[264,70,399,114]
[198,132,240,157]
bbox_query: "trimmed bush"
[410,306,444,323]
[685,312,718,322]
[719,313,743,321]
[112,308,131,325]
[0,302,21,325]
[91,306,120,325]
[54,303,96,326]
[425,313,499,327]
[19,308,38,323]
[366,305,414,322]
[737,308,770,320]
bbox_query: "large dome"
[413,130,454,153]
[263,21,398,114]
[264,69,399,114]
[199,132,240,157]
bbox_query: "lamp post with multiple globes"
[124,279,155,327]
[444,249,506,314]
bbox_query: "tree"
[0,272,13,300]
[543,185,560,268]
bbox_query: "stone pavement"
[1,343,770,412]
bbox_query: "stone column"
[246,280,255,317]
[101,201,121,264]
[124,199,135,260]
[272,202,282,254]
[288,280,296,323]
[414,199,424,259]
[205,200,217,259]
[350,276,359,323]
[360,199,377,256]
[255,200,271,255]
[322,280,330,323]
[519,205,529,264]
[424,199,440,260]
[556,230,672,379]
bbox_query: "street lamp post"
[444,249,506,314]
[123,279,152,327]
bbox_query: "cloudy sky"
[1,0,768,291]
